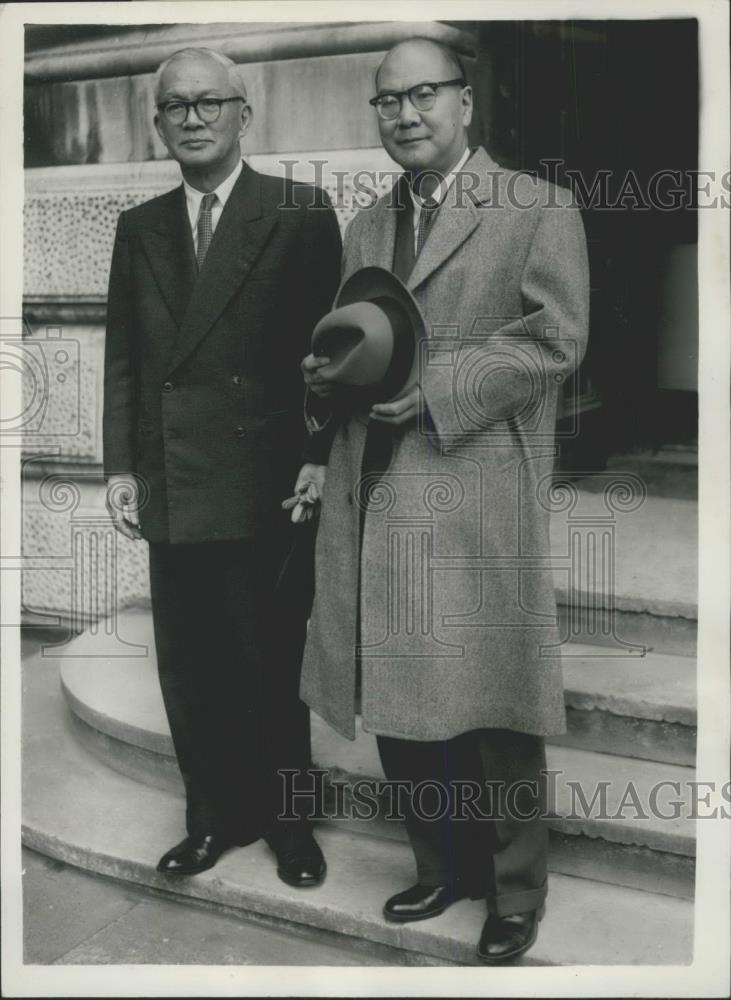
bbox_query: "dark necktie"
[196,192,217,269]
[415,197,439,256]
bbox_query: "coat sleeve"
[102,211,137,479]
[421,187,590,450]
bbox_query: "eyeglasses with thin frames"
[156,96,245,125]
[369,79,466,120]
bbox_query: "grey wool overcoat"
[300,147,590,742]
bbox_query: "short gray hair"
[153,47,248,103]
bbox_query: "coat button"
[235,425,247,438]
[162,381,174,393]
[232,375,243,386]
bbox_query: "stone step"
[559,644,695,765]
[56,614,696,899]
[306,718,695,900]
[549,488,697,656]
[556,604,697,658]
[310,715,696,854]
[59,608,696,768]
[550,490,696,619]
[23,654,693,966]
[67,718,697,901]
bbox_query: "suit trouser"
[148,528,315,842]
[376,729,548,917]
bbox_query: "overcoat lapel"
[140,186,197,331]
[407,195,480,293]
[357,149,500,293]
[166,163,277,374]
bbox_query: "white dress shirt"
[183,158,244,255]
[408,146,472,251]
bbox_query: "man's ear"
[153,113,166,146]
[238,103,253,139]
[461,85,474,128]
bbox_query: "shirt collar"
[408,146,472,210]
[183,158,243,223]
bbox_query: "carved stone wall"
[24,151,396,299]
[22,474,151,618]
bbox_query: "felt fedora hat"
[308,267,425,420]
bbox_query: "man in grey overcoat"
[300,37,589,962]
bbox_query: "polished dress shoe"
[383,883,465,923]
[476,903,545,963]
[266,826,326,888]
[156,833,241,876]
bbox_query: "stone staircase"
[22,488,698,965]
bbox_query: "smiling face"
[375,40,472,178]
[154,52,251,184]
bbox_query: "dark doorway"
[475,19,699,469]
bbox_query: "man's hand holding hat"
[303,266,427,431]
[370,384,425,426]
[302,353,338,399]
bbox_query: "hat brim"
[334,266,426,402]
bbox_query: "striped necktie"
[196,192,217,269]
[415,197,439,256]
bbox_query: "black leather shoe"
[383,883,465,923]
[267,826,326,888]
[156,833,240,876]
[476,903,545,964]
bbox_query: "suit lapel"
[407,147,498,293]
[167,163,277,374]
[140,186,196,330]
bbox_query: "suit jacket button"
[235,425,247,438]
[162,381,174,393]
[232,375,243,386]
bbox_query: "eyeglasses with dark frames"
[369,79,466,120]
[156,96,245,125]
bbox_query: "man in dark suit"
[103,47,341,882]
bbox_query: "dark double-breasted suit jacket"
[102,161,342,839]
[103,161,342,543]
